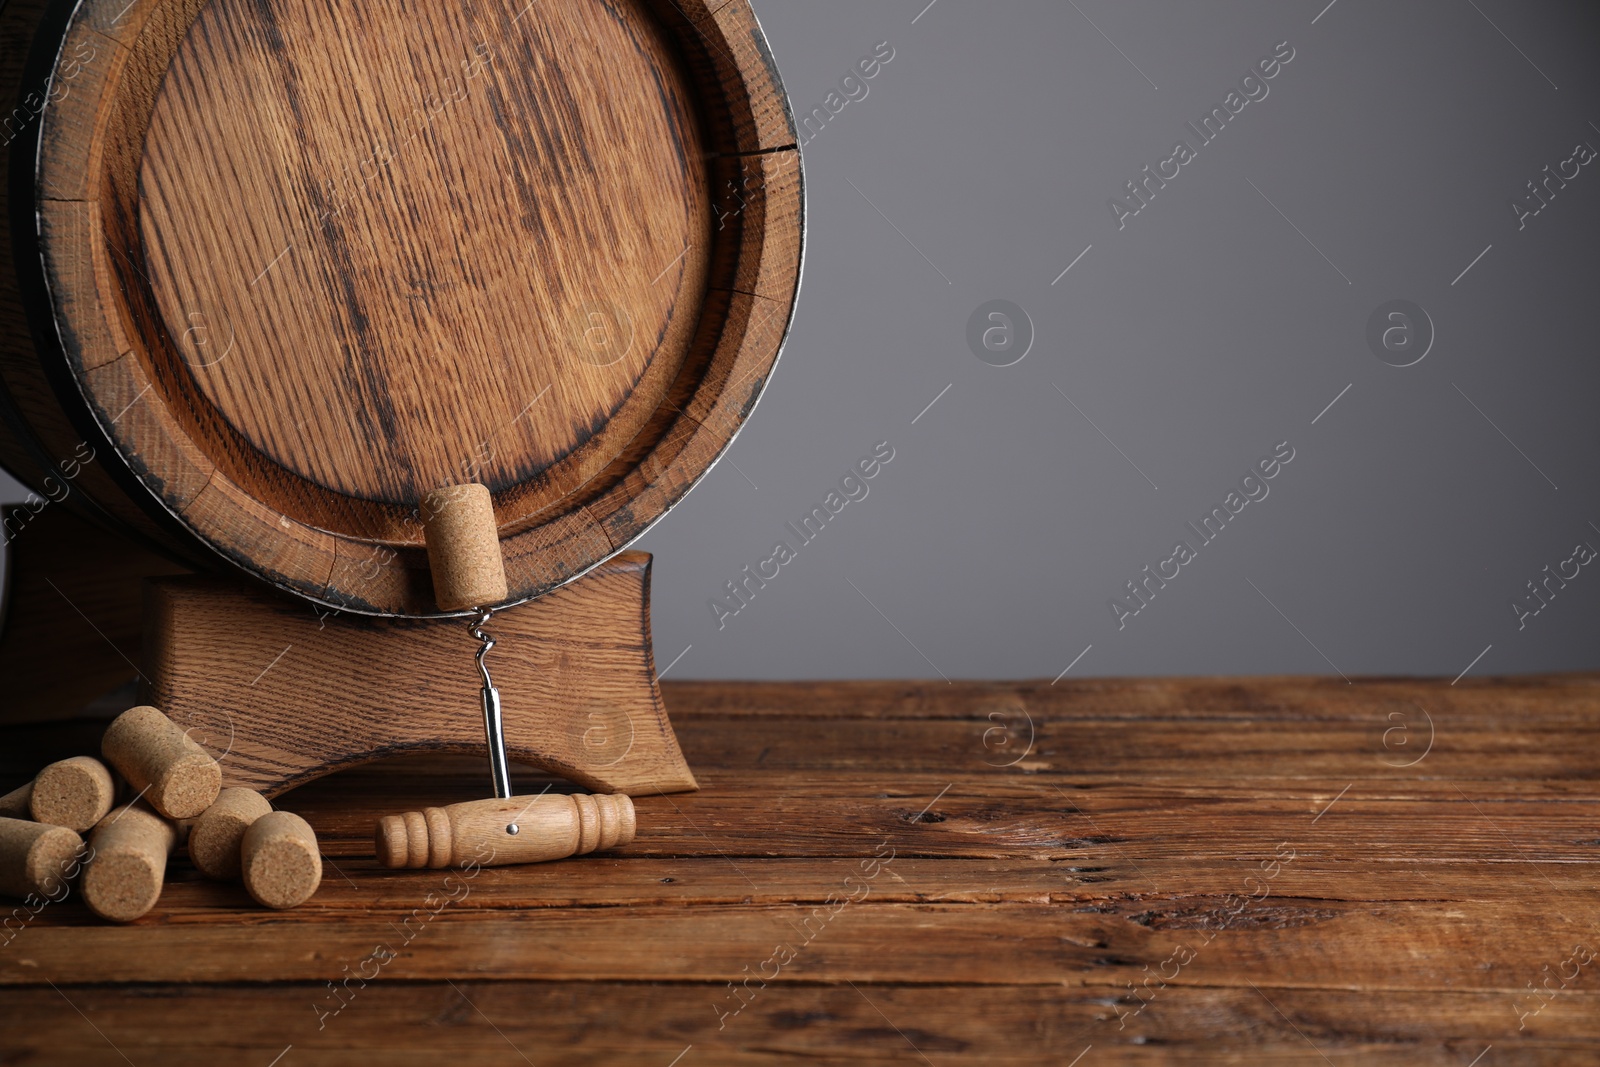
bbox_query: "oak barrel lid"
[22,0,802,616]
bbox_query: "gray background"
[6,0,1600,682]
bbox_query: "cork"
[190,788,273,880]
[29,756,116,832]
[242,811,322,909]
[0,781,31,819]
[421,484,507,611]
[82,804,179,922]
[376,792,636,869]
[0,817,84,899]
[101,705,221,820]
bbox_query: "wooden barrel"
[0,0,801,616]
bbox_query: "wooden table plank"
[8,854,1595,917]
[3,983,1594,1065]
[0,676,1596,1064]
[4,896,1593,988]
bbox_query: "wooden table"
[2,677,1596,1064]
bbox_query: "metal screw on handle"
[468,609,515,818]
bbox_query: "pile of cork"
[0,705,322,922]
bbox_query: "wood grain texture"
[139,0,708,507]
[2,984,1596,1066]
[0,676,1595,1064]
[142,551,697,797]
[1,0,802,617]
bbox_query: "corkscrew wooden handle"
[374,793,636,869]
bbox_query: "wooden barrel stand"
[143,553,697,797]
[0,513,696,793]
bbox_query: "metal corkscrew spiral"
[468,608,513,805]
